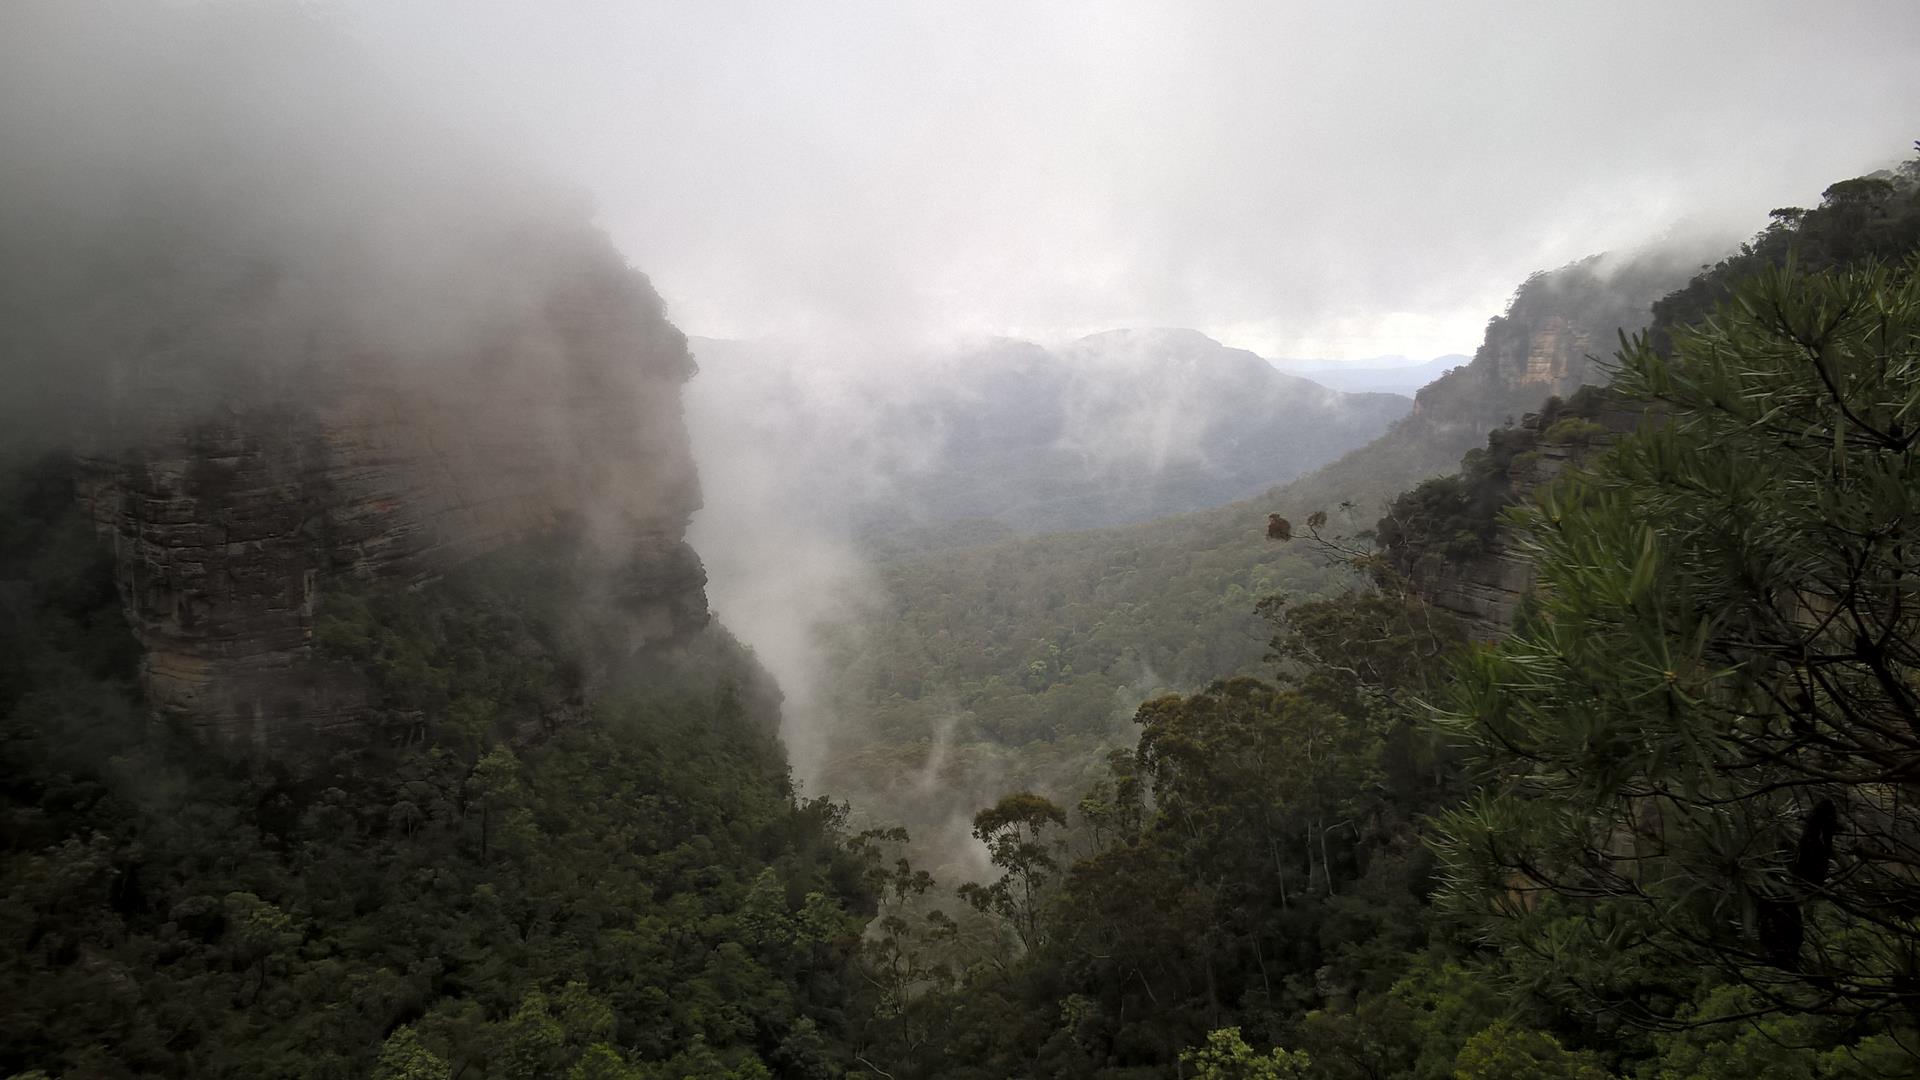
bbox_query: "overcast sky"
[339,1,1918,360]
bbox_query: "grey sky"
[342,2,1913,357]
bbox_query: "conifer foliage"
[1436,258,1920,1025]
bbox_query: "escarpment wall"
[1500,314,1596,387]
[1414,435,1585,639]
[1366,254,1692,638]
[1401,254,1684,442]
[73,235,709,750]
[1413,401,1641,639]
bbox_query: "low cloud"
[344,1,1919,358]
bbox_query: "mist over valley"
[5,3,1920,1078]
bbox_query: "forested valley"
[789,155,1920,1079]
[11,132,1920,1076]
[7,4,1920,1078]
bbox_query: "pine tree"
[1434,258,1920,1039]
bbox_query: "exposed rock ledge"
[71,235,708,752]
[1419,404,1639,640]
[1416,437,1584,638]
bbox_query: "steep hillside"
[1265,247,1704,519]
[796,154,1920,1077]
[0,8,880,1077]
[688,328,1409,554]
[4,7,720,755]
[67,227,707,751]
[1382,154,1920,641]
[0,474,874,1077]
[833,251,1920,1080]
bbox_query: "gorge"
[6,4,1920,1079]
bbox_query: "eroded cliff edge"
[68,228,710,750]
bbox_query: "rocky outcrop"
[1359,253,1695,640]
[1411,400,1639,640]
[73,233,708,750]
[1402,254,1682,439]
[1416,434,1586,638]
[1503,315,1597,387]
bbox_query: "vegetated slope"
[1271,247,1709,518]
[854,256,1920,1080]
[687,329,1410,557]
[813,247,1704,850]
[0,8,882,1077]
[0,464,877,1078]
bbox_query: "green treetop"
[1434,258,1920,1041]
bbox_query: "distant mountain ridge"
[687,327,1411,553]
[1273,353,1470,395]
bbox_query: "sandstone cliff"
[1409,420,1593,638]
[70,231,709,750]
[1383,392,1641,640]
[1402,256,1668,435]
[1261,248,1707,531]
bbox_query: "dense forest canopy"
[799,152,1920,1080]
[5,3,1920,1075]
[12,147,1919,1079]
[1,467,879,1077]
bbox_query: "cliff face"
[1395,164,1920,643]
[1413,432,1585,638]
[1270,250,1698,544]
[73,233,709,750]
[1405,257,1669,434]
[1504,314,1597,387]
[1392,396,1641,640]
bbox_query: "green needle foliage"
[1434,258,1920,1035]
